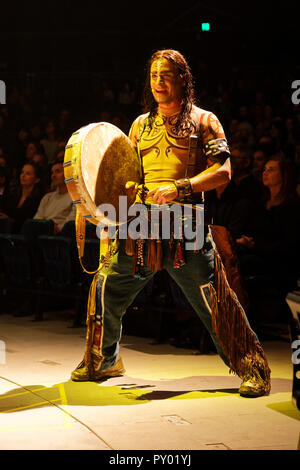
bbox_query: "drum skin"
[64,122,141,226]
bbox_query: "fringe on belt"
[124,210,197,279]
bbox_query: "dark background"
[1,1,299,119]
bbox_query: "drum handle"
[136,119,147,186]
[75,211,104,275]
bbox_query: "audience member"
[55,149,65,163]
[252,148,269,182]
[269,118,294,159]
[40,120,59,164]
[30,123,43,142]
[31,161,75,234]
[255,104,274,139]
[230,146,265,201]
[206,170,253,242]
[235,155,300,329]
[234,121,255,148]
[0,167,11,209]
[57,109,73,140]
[24,141,45,164]
[0,150,7,168]
[237,154,300,289]
[0,162,44,233]
[9,127,30,170]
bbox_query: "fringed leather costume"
[72,106,271,395]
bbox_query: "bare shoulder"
[191,105,225,139]
[191,105,219,122]
[129,112,150,144]
[132,112,150,127]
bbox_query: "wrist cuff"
[174,178,193,199]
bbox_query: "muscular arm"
[190,157,231,193]
[146,158,231,204]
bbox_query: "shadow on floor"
[0,379,240,413]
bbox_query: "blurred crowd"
[0,71,300,342]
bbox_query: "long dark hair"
[264,153,297,203]
[142,49,196,135]
[18,161,44,200]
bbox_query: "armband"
[204,138,230,163]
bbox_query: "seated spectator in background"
[255,104,274,139]
[252,148,269,183]
[206,169,254,243]
[257,135,276,157]
[234,122,255,149]
[31,161,75,234]
[228,118,240,145]
[19,161,75,286]
[285,117,299,148]
[118,82,135,114]
[236,154,300,292]
[230,146,265,201]
[9,127,30,170]
[269,118,295,160]
[57,109,73,139]
[30,123,42,142]
[0,167,11,209]
[0,151,8,169]
[7,141,44,194]
[32,152,51,191]
[0,162,44,233]
[32,152,49,170]
[40,119,59,164]
[295,141,300,168]
[237,105,254,129]
[58,140,67,151]
[55,148,65,163]
[24,141,45,164]
[100,80,115,109]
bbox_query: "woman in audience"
[0,166,11,210]
[236,154,300,328]
[0,162,44,233]
[237,154,300,284]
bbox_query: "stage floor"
[0,311,299,451]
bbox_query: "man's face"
[150,58,185,106]
[231,149,251,171]
[253,150,267,172]
[51,164,65,188]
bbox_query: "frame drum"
[64,122,141,226]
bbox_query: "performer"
[71,49,271,397]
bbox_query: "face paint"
[150,58,185,107]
